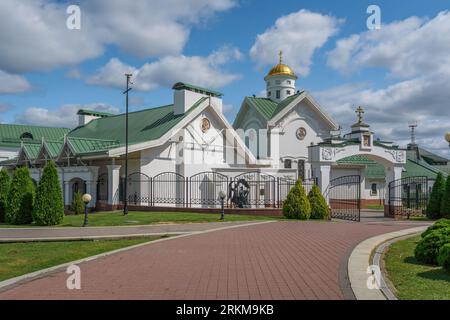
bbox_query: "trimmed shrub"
[5,167,35,225]
[0,169,11,223]
[71,190,84,216]
[308,184,329,220]
[441,175,450,218]
[421,219,450,238]
[437,243,450,271]
[426,172,445,219]
[414,227,450,265]
[283,179,311,220]
[33,161,64,226]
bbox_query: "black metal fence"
[388,176,431,218]
[326,175,361,222]
[121,171,314,208]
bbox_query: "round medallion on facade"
[201,117,211,133]
[296,127,307,140]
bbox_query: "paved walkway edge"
[0,221,274,292]
[347,226,427,300]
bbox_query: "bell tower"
[264,51,297,103]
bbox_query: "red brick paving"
[0,221,427,300]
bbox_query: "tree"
[71,190,84,216]
[0,169,11,222]
[426,172,445,219]
[440,175,450,218]
[6,166,35,225]
[283,179,311,220]
[33,161,64,226]
[308,184,330,220]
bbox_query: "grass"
[365,204,384,210]
[0,211,282,228]
[384,235,450,300]
[0,236,165,282]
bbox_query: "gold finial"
[356,106,365,123]
[279,50,283,64]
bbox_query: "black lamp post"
[219,190,226,220]
[123,73,133,216]
[82,193,92,227]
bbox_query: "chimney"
[172,82,223,115]
[77,109,113,126]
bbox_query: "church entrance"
[326,175,361,222]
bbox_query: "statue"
[228,178,250,208]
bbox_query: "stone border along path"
[347,226,427,300]
[0,220,431,300]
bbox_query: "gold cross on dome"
[356,106,365,123]
[279,50,283,64]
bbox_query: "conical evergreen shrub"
[427,172,445,219]
[283,179,311,220]
[440,175,450,218]
[6,166,35,224]
[308,184,329,220]
[0,169,11,222]
[33,161,64,226]
[71,190,84,216]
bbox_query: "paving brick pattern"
[0,221,427,300]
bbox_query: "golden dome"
[265,51,297,79]
[445,132,450,143]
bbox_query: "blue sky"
[0,0,449,156]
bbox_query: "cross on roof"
[356,106,365,123]
[279,50,283,64]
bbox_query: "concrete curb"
[0,220,274,292]
[348,226,427,300]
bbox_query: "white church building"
[1,54,447,219]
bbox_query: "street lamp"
[82,193,92,227]
[446,132,450,147]
[219,190,227,220]
[123,73,133,216]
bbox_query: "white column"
[87,166,99,208]
[64,181,70,206]
[107,165,121,205]
[313,164,331,204]
[384,164,403,207]
[269,127,280,168]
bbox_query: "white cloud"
[15,103,119,128]
[327,11,450,77]
[0,70,31,94]
[0,0,236,73]
[87,46,243,90]
[250,10,342,76]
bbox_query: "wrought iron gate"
[388,176,430,218]
[189,172,229,207]
[233,172,276,208]
[327,175,361,221]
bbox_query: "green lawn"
[0,236,165,281]
[384,235,450,300]
[365,204,384,210]
[0,211,282,228]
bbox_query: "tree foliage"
[440,175,450,218]
[71,190,84,216]
[5,166,35,225]
[0,169,11,222]
[426,172,445,219]
[283,179,311,220]
[33,161,64,226]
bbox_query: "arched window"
[20,132,33,140]
[284,159,292,169]
[371,183,378,195]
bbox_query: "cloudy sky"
[0,0,449,157]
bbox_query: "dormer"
[172,82,223,115]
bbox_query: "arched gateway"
[309,107,406,221]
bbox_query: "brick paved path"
[0,221,428,300]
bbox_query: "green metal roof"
[245,92,303,121]
[77,109,115,117]
[67,98,206,153]
[22,143,42,160]
[0,124,69,149]
[337,155,377,165]
[44,141,64,158]
[172,82,223,97]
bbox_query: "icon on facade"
[296,127,307,140]
[201,117,211,133]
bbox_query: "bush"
[414,227,450,265]
[437,243,450,271]
[441,175,450,218]
[5,167,35,225]
[308,184,329,220]
[33,161,64,226]
[427,172,445,219]
[0,169,11,223]
[71,190,84,216]
[283,179,311,220]
[421,219,450,238]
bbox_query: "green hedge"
[421,219,450,238]
[441,175,450,218]
[0,169,10,223]
[414,227,450,265]
[5,167,35,225]
[283,179,311,220]
[308,184,329,220]
[33,161,64,226]
[426,172,445,219]
[437,243,450,271]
